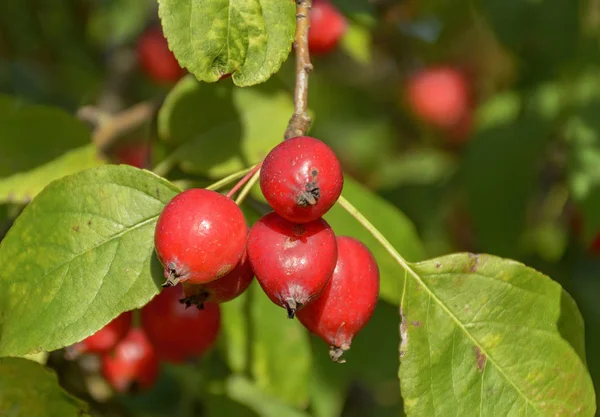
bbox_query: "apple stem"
[284,0,313,140]
[225,161,263,200]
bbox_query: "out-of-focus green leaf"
[250,282,311,408]
[0,358,89,417]
[0,145,105,204]
[158,75,293,178]
[464,106,551,257]
[0,95,90,177]
[158,0,295,86]
[567,100,600,242]
[325,177,425,304]
[0,166,179,356]
[226,375,310,417]
[87,0,153,46]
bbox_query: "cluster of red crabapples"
[69,285,221,393]
[153,136,380,363]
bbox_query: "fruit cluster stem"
[226,162,263,200]
[284,0,313,140]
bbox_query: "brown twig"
[284,0,313,140]
[78,100,159,152]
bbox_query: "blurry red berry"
[154,189,248,286]
[247,212,337,318]
[101,328,159,393]
[309,0,347,55]
[114,143,151,169]
[141,286,221,363]
[407,66,471,130]
[137,26,185,83]
[260,136,344,224]
[297,236,379,363]
[73,312,132,355]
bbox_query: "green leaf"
[158,0,295,86]
[464,112,551,257]
[219,291,249,374]
[400,253,595,416]
[226,375,310,417]
[0,166,180,356]
[0,95,90,177]
[324,177,425,304]
[250,282,311,407]
[158,75,293,178]
[87,0,152,46]
[0,357,89,416]
[0,145,105,204]
[567,99,600,242]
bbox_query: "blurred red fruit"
[115,143,151,169]
[73,312,132,355]
[137,26,185,83]
[407,67,471,131]
[309,0,347,55]
[101,328,159,393]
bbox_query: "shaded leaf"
[0,357,89,417]
[0,166,179,356]
[158,0,295,86]
[0,145,105,204]
[0,95,90,177]
[226,375,310,417]
[400,253,594,416]
[324,177,425,304]
[158,76,293,178]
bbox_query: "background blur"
[1,0,600,416]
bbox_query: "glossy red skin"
[309,0,347,55]
[297,236,379,361]
[407,67,471,129]
[101,328,159,393]
[115,143,151,169]
[247,212,337,317]
[154,189,248,285]
[141,286,221,363]
[75,311,132,354]
[137,26,185,83]
[260,136,344,224]
[182,250,254,307]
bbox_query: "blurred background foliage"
[1,0,600,415]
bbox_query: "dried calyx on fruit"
[181,249,254,309]
[297,236,380,363]
[247,212,338,318]
[260,136,343,224]
[154,189,248,287]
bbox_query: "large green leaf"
[0,145,105,204]
[0,166,179,356]
[158,0,295,86]
[0,95,90,177]
[400,253,595,416]
[324,177,425,304]
[158,75,293,178]
[0,357,89,416]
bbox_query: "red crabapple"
[154,189,248,286]
[407,66,471,130]
[181,249,254,309]
[297,236,379,363]
[101,328,159,393]
[309,0,347,55]
[247,212,338,318]
[72,311,132,355]
[137,26,185,84]
[260,136,344,224]
[141,286,221,363]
